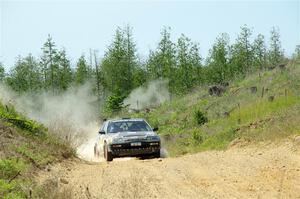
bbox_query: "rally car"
[95,118,161,161]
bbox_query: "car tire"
[104,143,113,162]
[154,151,160,158]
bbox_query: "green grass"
[0,101,75,198]
[126,61,300,156]
[0,159,28,199]
[15,144,56,168]
[0,179,27,199]
[0,103,46,137]
[0,159,26,180]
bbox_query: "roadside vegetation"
[0,102,75,198]
[127,60,300,156]
[1,25,299,113]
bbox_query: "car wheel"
[104,143,113,162]
[154,151,160,158]
[94,144,99,157]
[94,144,97,157]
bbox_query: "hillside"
[1,60,300,198]
[128,60,300,156]
[0,102,74,198]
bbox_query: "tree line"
[0,25,299,111]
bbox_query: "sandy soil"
[37,139,300,199]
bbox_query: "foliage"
[0,103,46,136]
[206,33,230,83]
[75,55,89,85]
[230,25,253,76]
[5,55,42,93]
[40,34,58,92]
[1,25,288,108]
[146,27,202,93]
[175,34,202,93]
[193,110,208,126]
[0,159,27,199]
[0,103,75,198]
[0,159,26,180]
[101,25,138,96]
[0,179,26,199]
[293,45,300,60]
[191,130,205,145]
[15,144,55,167]
[0,63,5,82]
[146,27,176,81]
[56,49,73,90]
[105,92,125,112]
[268,26,284,67]
[128,63,300,156]
[252,34,267,70]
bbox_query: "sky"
[0,0,299,70]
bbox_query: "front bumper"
[109,141,160,157]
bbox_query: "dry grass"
[129,61,300,156]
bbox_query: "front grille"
[111,142,160,149]
[123,137,147,142]
[112,146,160,152]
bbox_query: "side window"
[104,122,109,133]
[100,122,107,133]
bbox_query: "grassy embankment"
[0,102,75,198]
[127,60,300,156]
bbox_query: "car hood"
[112,131,157,138]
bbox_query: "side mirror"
[153,127,159,132]
[99,130,106,135]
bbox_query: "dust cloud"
[0,80,169,161]
[0,83,101,161]
[124,79,170,111]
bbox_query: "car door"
[98,121,109,146]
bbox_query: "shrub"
[0,159,25,180]
[0,103,46,136]
[105,94,125,112]
[191,130,204,145]
[15,144,55,168]
[0,179,25,199]
[194,110,208,126]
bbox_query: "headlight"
[113,137,124,143]
[147,136,159,141]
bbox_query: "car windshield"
[107,121,152,133]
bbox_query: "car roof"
[107,118,146,123]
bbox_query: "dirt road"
[38,139,300,199]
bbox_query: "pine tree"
[92,49,102,99]
[147,27,176,80]
[0,63,5,82]
[40,34,58,92]
[268,27,284,67]
[189,42,202,84]
[75,55,89,85]
[252,34,267,70]
[230,25,253,75]
[206,33,230,84]
[6,54,41,93]
[293,45,300,60]
[132,58,147,88]
[176,34,201,92]
[101,27,124,94]
[101,25,138,95]
[124,25,136,86]
[57,49,73,90]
